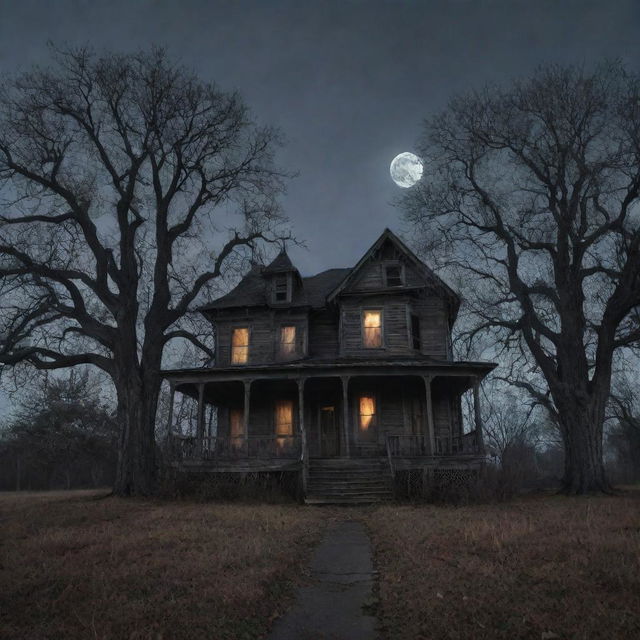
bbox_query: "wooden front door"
[319,406,339,457]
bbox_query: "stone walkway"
[268,520,378,640]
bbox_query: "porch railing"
[435,430,479,455]
[386,434,427,457]
[386,430,481,457]
[169,434,302,461]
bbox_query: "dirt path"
[268,519,378,640]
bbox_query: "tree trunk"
[557,399,611,494]
[112,370,160,496]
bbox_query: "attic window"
[274,274,290,303]
[385,264,404,287]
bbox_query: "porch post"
[423,375,435,455]
[473,378,486,455]
[243,379,252,456]
[297,378,308,493]
[341,375,351,457]
[196,382,205,457]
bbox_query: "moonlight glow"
[390,152,423,188]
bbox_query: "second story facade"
[199,229,459,367]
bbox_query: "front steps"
[305,458,394,505]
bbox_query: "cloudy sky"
[1,0,639,277]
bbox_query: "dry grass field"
[0,490,326,640]
[365,489,640,640]
[2,489,639,640]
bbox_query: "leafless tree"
[402,62,640,493]
[0,47,289,495]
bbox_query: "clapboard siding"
[308,309,340,359]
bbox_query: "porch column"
[196,382,205,457]
[473,378,486,455]
[423,375,435,455]
[297,378,308,492]
[243,379,252,456]
[341,375,351,457]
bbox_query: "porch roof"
[162,356,497,385]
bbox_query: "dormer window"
[273,273,290,303]
[384,264,404,287]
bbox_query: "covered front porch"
[162,360,494,478]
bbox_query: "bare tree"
[402,62,640,493]
[0,47,289,495]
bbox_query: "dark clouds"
[1,0,638,275]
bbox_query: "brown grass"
[365,489,640,640]
[0,490,327,640]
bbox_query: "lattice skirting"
[394,467,481,501]
[160,468,303,501]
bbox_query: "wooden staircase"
[304,458,394,505]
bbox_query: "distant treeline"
[0,371,118,491]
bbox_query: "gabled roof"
[199,267,350,312]
[326,228,460,314]
[198,228,460,315]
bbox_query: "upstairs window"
[273,274,290,303]
[385,264,404,287]
[359,395,376,431]
[279,325,297,359]
[362,310,383,348]
[411,314,421,351]
[274,399,294,447]
[231,327,249,364]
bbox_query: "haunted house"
[163,229,495,503]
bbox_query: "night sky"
[1,0,638,276]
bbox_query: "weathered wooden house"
[164,229,495,503]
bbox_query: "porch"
[162,360,493,478]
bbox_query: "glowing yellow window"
[275,399,294,448]
[363,310,382,348]
[359,396,376,431]
[231,328,249,364]
[279,326,297,358]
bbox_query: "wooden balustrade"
[169,434,301,460]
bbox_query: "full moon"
[390,152,423,188]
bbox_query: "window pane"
[275,399,294,450]
[231,328,249,364]
[359,395,376,431]
[363,311,382,348]
[280,326,296,357]
[386,265,403,287]
[275,399,294,436]
[230,408,244,450]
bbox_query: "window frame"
[356,393,378,434]
[230,326,251,365]
[273,397,296,449]
[361,307,384,349]
[272,273,292,304]
[410,312,421,351]
[383,262,405,288]
[277,324,298,360]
